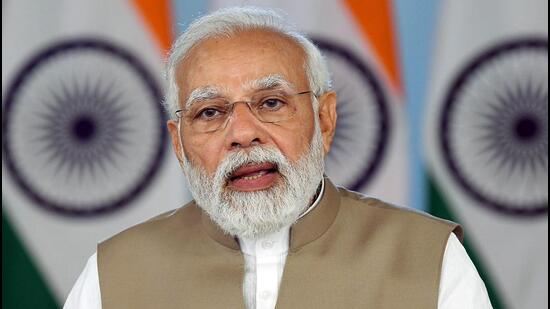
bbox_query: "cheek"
[294,107,316,145]
[271,120,315,162]
[281,134,310,162]
[182,136,224,173]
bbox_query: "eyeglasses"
[175,90,312,133]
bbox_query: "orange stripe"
[132,0,173,53]
[344,0,402,93]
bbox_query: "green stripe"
[428,176,506,309]
[2,210,59,309]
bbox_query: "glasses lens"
[252,91,298,123]
[186,100,229,133]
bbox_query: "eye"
[260,98,286,110]
[196,107,225,120]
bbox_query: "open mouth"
[227,162,279,191]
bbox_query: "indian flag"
[209,0,409,207]
[425,0,548,308]
[2,1,191,307]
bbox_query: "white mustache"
[214,146,290,184]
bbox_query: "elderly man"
[65,7,492,309]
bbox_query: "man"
[65,7,492,309]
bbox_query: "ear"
[167,119,185,164]
[316,91,337,155]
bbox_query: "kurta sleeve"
[64,253,102,309]
[438,233,493,308]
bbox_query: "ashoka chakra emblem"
[2,39,167,216]
[439,38,548,216]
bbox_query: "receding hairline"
[164,7,332,119]
[180,27,307,67]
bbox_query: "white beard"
[181,124,325,239]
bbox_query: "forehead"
[176,29,309,101]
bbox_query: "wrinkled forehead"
[175,29,309,107]
[184,74,297,109]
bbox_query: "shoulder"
[335,186,463,241]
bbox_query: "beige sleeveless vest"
[98,178,462,308]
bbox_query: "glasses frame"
[174,90,313,133]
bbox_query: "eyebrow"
[246,74,296,92]
[185,86,223,110]
[184,75,296,110]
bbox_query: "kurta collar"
[201,176,341,252]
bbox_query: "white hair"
[164,6,332,119]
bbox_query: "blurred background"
[2,0,547,308]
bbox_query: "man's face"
[167,29,336,238]
[172,29,317,176]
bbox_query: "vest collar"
[201,176,341,252]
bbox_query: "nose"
[224,102,266,150]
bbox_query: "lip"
[230,162,277,178]
[228,162,279,191]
